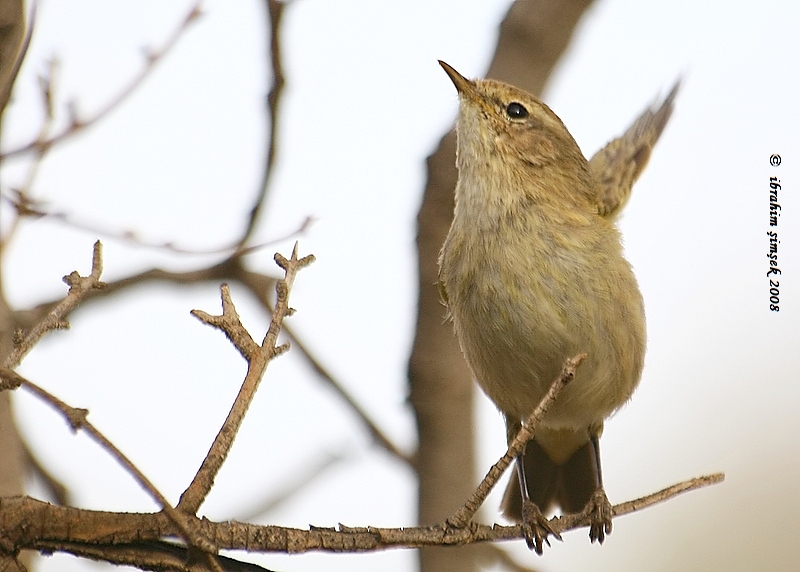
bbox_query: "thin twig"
[235,268,412,466]
[12,248,408,470]
[3,240,105,369]
[12,372,216,552]
[238,0,286,247]
[177,243,314,515]
[547,473,725,534]
[0,370,223,571]
[447,354,586,528]
[282,322,412,464]
[15,249,406,473]
[12,257,263,356]
[233,450,348,522]
[0,51,57,254]
[0,241,222,568]
[0,189,314,255]
[190,283,260,360]
[37,540,275,572]
[0,1,203,161]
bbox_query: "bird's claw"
[520,499,562,554]
[584,488,613,544]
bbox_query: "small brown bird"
[437,61,677,553]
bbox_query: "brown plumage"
[437,61,677,553]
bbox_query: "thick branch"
[0,475,725,557]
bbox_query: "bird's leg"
[583,433,614,544]
[516,454,561,554]
[506,418,562,554]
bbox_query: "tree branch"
[238,0,287,247]
[177,244,314,515]
[11,249,407,469]
[0,371,219,561]
[0,1,203,161]
[3,240,105,369]
[0,474,725,557]
[447,354,586,528]
[0,242,224,571]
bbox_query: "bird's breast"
[440,206,645,428]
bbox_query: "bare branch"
[547,473,725,535]
[191,284,260,360]
[177,244,314,515]
[3,240,105,369]
[0,189,314,255]
[37,540,275,572]
[0,1,203,161]
[238,0,287,247]
[234,267,413,466]
[14,256,267,332]
[0,370,221,565]
[0,475,725,557]
[447,354,586,528]
[7,245,416,477]
[0,240,224,567]
[14,252,406,473]
[36,249,411,469]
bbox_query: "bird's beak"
[439,61,478,99]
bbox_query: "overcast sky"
[2,1,799,571]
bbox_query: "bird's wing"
[589,80,680,219]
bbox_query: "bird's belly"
[449,260,644,428]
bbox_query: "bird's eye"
[505,102,529,120]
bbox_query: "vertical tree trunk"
[0,0,28,501]
[409,2,594,570]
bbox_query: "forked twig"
[178,243,314,514]
[3,241,105,369]
[0,242,223,571]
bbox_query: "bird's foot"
[520,499,562,554]
[583,488,613,544]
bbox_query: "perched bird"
[436,60,677,553]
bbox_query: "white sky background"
[1,1,799,571]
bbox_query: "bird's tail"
[501,437,599,520]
